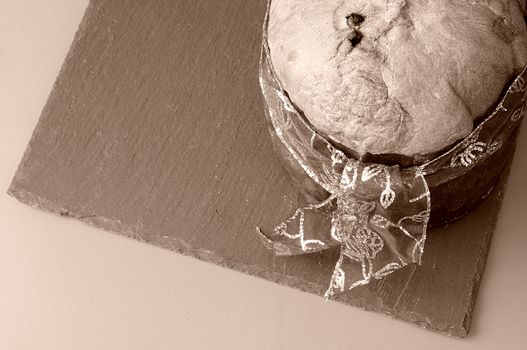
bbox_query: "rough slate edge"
[7,153,514,339]
[4,0,517,338]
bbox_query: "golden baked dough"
[268,0,527,156]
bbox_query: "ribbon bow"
[257,149,430,298]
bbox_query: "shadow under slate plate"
[8,0,513,337]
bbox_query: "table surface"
[1,1,526,349]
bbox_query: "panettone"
[268,0,527,156]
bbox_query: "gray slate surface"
[8,0,512,337]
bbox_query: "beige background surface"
[1,1,526,349]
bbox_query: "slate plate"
[7,0,515,337]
